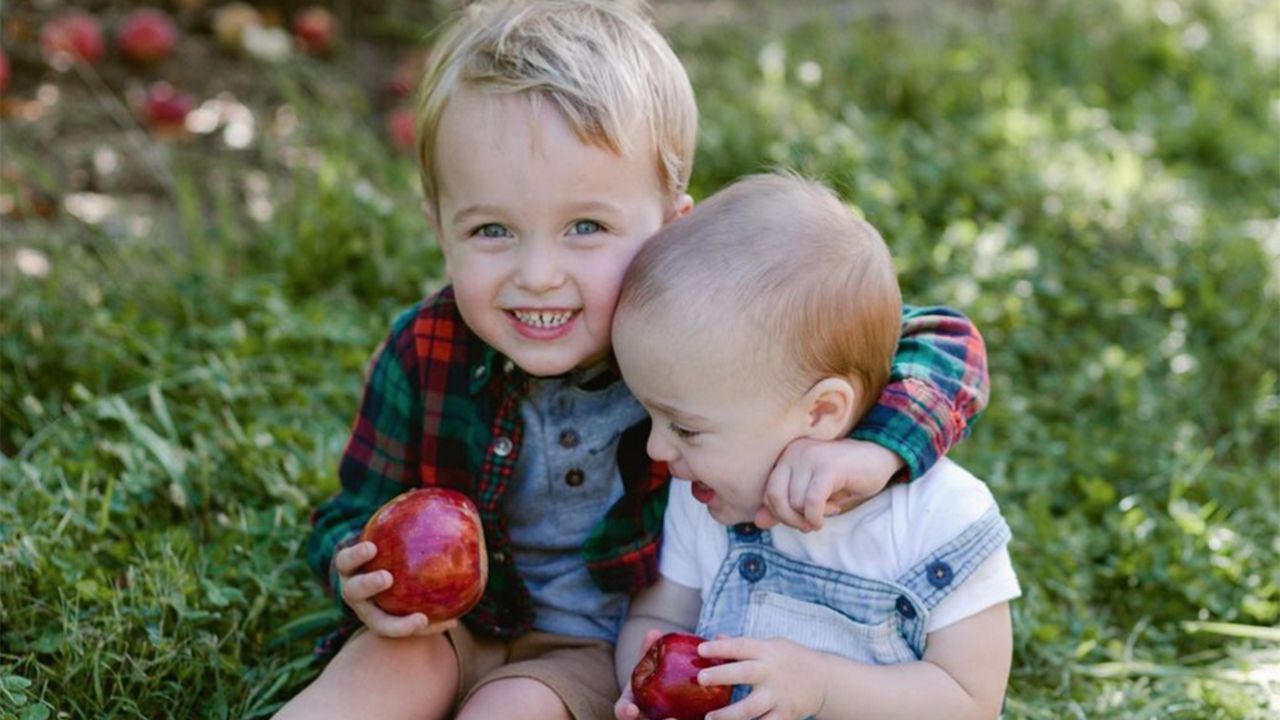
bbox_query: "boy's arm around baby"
[758,305,991,530]
[849,304,989,480]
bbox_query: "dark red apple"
[143,82,195,134]
[292,7,338,55]
[386,106,416,152]
[631,633,731,720]
[41,11,106,67]
[117,9,178,65]
[359,488,488,621]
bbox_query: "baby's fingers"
[706,688,773,720]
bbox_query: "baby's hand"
[754,438,904,531]
[696,636,826,720]
[335,541,458,637]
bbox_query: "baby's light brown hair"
[616,173,902,421]
[414,0,697,212]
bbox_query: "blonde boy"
[277,3,992,719]
[612,174,1018,720]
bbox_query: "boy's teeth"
[512,310,573,328]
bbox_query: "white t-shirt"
[660,457,1021,633]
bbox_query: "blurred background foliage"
[1,0,1277,717]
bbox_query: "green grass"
[2,0,1277,717]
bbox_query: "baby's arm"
[760,306,990,530]
[698,602,1012,720]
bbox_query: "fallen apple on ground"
[212,3,263,52]
[41,11,106,67]
[293,7,338,55]
[117,9,178,65]
[359,488,488,621]
[387,106,416,152]
[143,82,195,133]
[631,632,731,720]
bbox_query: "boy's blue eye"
[668,422,700,441]
[473,223,512,239]
[569,220,602,235]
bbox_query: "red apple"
[144,82,195,131]
[117,9,178,65]
[41,11,106,67]
[631,633,731,720]
[387,106,416,153]
[359,488,488,621]
[292,7,338,55]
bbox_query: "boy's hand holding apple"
[337,488,488,637]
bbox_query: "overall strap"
[725,522,773,549]
[896,505,1011,612]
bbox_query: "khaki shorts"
[448,623,619,720]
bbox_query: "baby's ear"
[802,377,858,441]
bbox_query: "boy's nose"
[514,243,566,293]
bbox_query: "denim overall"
[695,506,1012,706]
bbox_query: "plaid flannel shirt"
[307,287,988,641]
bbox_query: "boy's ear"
[801,377,859,441]
[666,193,694,222]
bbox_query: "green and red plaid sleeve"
[306,306,425,606]
[851,305,989,481]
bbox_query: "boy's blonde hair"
[617,173,902,420]
[414,0,697,210]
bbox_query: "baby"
[611,174,1021,720]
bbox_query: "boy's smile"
[431,88,691,377]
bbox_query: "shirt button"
[502,359,515,373]
[473,365,487,381]
[492,551,506,563]
[564,468,585,487]
[492,436,513,457]
[559,429,579,448]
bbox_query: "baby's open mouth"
[691,481,716,504]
